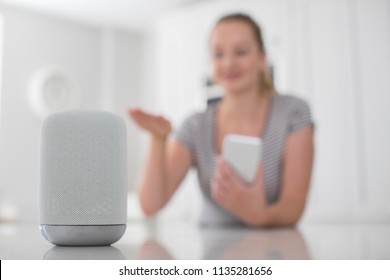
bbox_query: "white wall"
[0,5,145,221]
[0,5,100,221]
[148,0,390,223]
[100,28,147,194]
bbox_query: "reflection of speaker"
[42,246,126,260]
[39,111,128,246]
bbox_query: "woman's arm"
[262,125,314,226]
[129,109,193,216]
[138,137,192,216]
[211,125,314,227]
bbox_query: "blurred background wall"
[0,0,389,224]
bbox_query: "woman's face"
[210,20,266,94]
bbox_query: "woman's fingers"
[219,157,248,190]
[128,108,146,124]
[215,157,245,195]
[253,163,264,188]
[211,175,230,208]
[128,108,154,126]
[128,108,172,137]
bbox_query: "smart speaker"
[39,111,127,246]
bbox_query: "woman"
[128,13,314,227]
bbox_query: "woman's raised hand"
[128,108,172,139]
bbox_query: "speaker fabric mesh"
[39,111,127,225]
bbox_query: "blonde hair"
[214,13,275,94]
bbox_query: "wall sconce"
[28,66,81,118]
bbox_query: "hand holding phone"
[222,134,262,183]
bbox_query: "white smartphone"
[222,134,262,183]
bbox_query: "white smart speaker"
[39,110,128,246]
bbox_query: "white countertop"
[1,221,390,260]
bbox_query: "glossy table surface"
[1,220,390,260]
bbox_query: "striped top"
[174,94,313,226]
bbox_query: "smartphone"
[222,134,262,183]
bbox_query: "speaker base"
[40,224,126,246]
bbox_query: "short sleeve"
[287,98,314,134]
[173,113,199,155]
